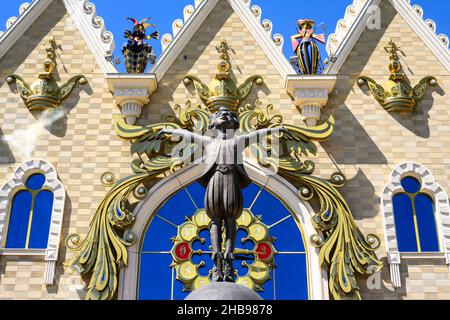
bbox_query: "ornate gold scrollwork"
[66,40,382,300]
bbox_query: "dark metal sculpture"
[161,108,284,282]
[122,17,159,73]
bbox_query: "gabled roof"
[150,0,295,80]
[0,0,116,73]
[325,0,450,74]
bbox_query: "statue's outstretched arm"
[161,128,210,145]
[239,127,286,146]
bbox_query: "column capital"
[285,75,337,126]
[106,74,158,124]
[285,74,337,106]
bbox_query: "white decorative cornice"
[0,0,117,73]
[326,0,369,57]
[106,74,158,124]
[411,4,449,49]
[325,0,450,74]
[381,162,450,289]
[152,0,294,80]
[0,0,52,61]
[285,75,337,126]
[0,2,31,38]
[0,159,66,286]
[62,0,117,73]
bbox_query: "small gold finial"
[358,40,437,113]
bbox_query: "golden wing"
[239,101,334,174]
[413,76,437,101]
[65,103,209,300]
[357,76,387,103]
[183,76,214,105]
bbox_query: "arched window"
[0,159,65,285]
[138,181,309,300]
[382,163,450,288]
[6,173,54,249]
[393,176,439,253]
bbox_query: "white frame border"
[381,162,450,288]
[118,161,329,300]
[0,159,66,285]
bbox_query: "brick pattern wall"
[322,0,450,299]
[0,0,448,299]
[0,0,131,299]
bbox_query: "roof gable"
[325,0,450,73]
[0,0,116,73]
[150,0,295,80]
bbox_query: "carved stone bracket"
[285,75,337,126]
[106,74,158,125]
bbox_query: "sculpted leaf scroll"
[65,102,209,299]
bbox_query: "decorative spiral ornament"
[101,172,116,186]
[299,186,314,201]
[83,2,95,14]
[125,232,137,244]
[330,172,347,188]
[366,234,381,250]
[65,233,82,250]
[133,185,148,200]
[101,31,113,44]
[310,234,324,248]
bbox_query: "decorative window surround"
[106,74,158,125]
[118,161,329,300]
[0,159,65,285]
[285,75,337,126]
[381,162,450,288]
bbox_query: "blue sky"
[1,0,449,72]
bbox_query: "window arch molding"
[381,162,450,288]
[0,159,65,285]
[117,161,329,300]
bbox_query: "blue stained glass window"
[5,173,53,249]
[415,193,439,252]
[138,182,308,300]
[393,176,439,253]
[5,191,32,248]
[28,190,53,249]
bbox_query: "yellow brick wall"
[0,0,448,300]
[0,0,132,299]
[322,0,450,299]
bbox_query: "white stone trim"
[118,161,329,300]
[62,0,117,73]
[285,75,337,126]
[381,162,450,288]
[151,0,295,81]
[325,0,450,74]
[0,159,66,285]
[0,0,52,61]
[391,0,449,71]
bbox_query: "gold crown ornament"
[183,40,263,113]
[357,40,437,113]
[6,37,87,112]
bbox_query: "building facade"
[0,0,449,300]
